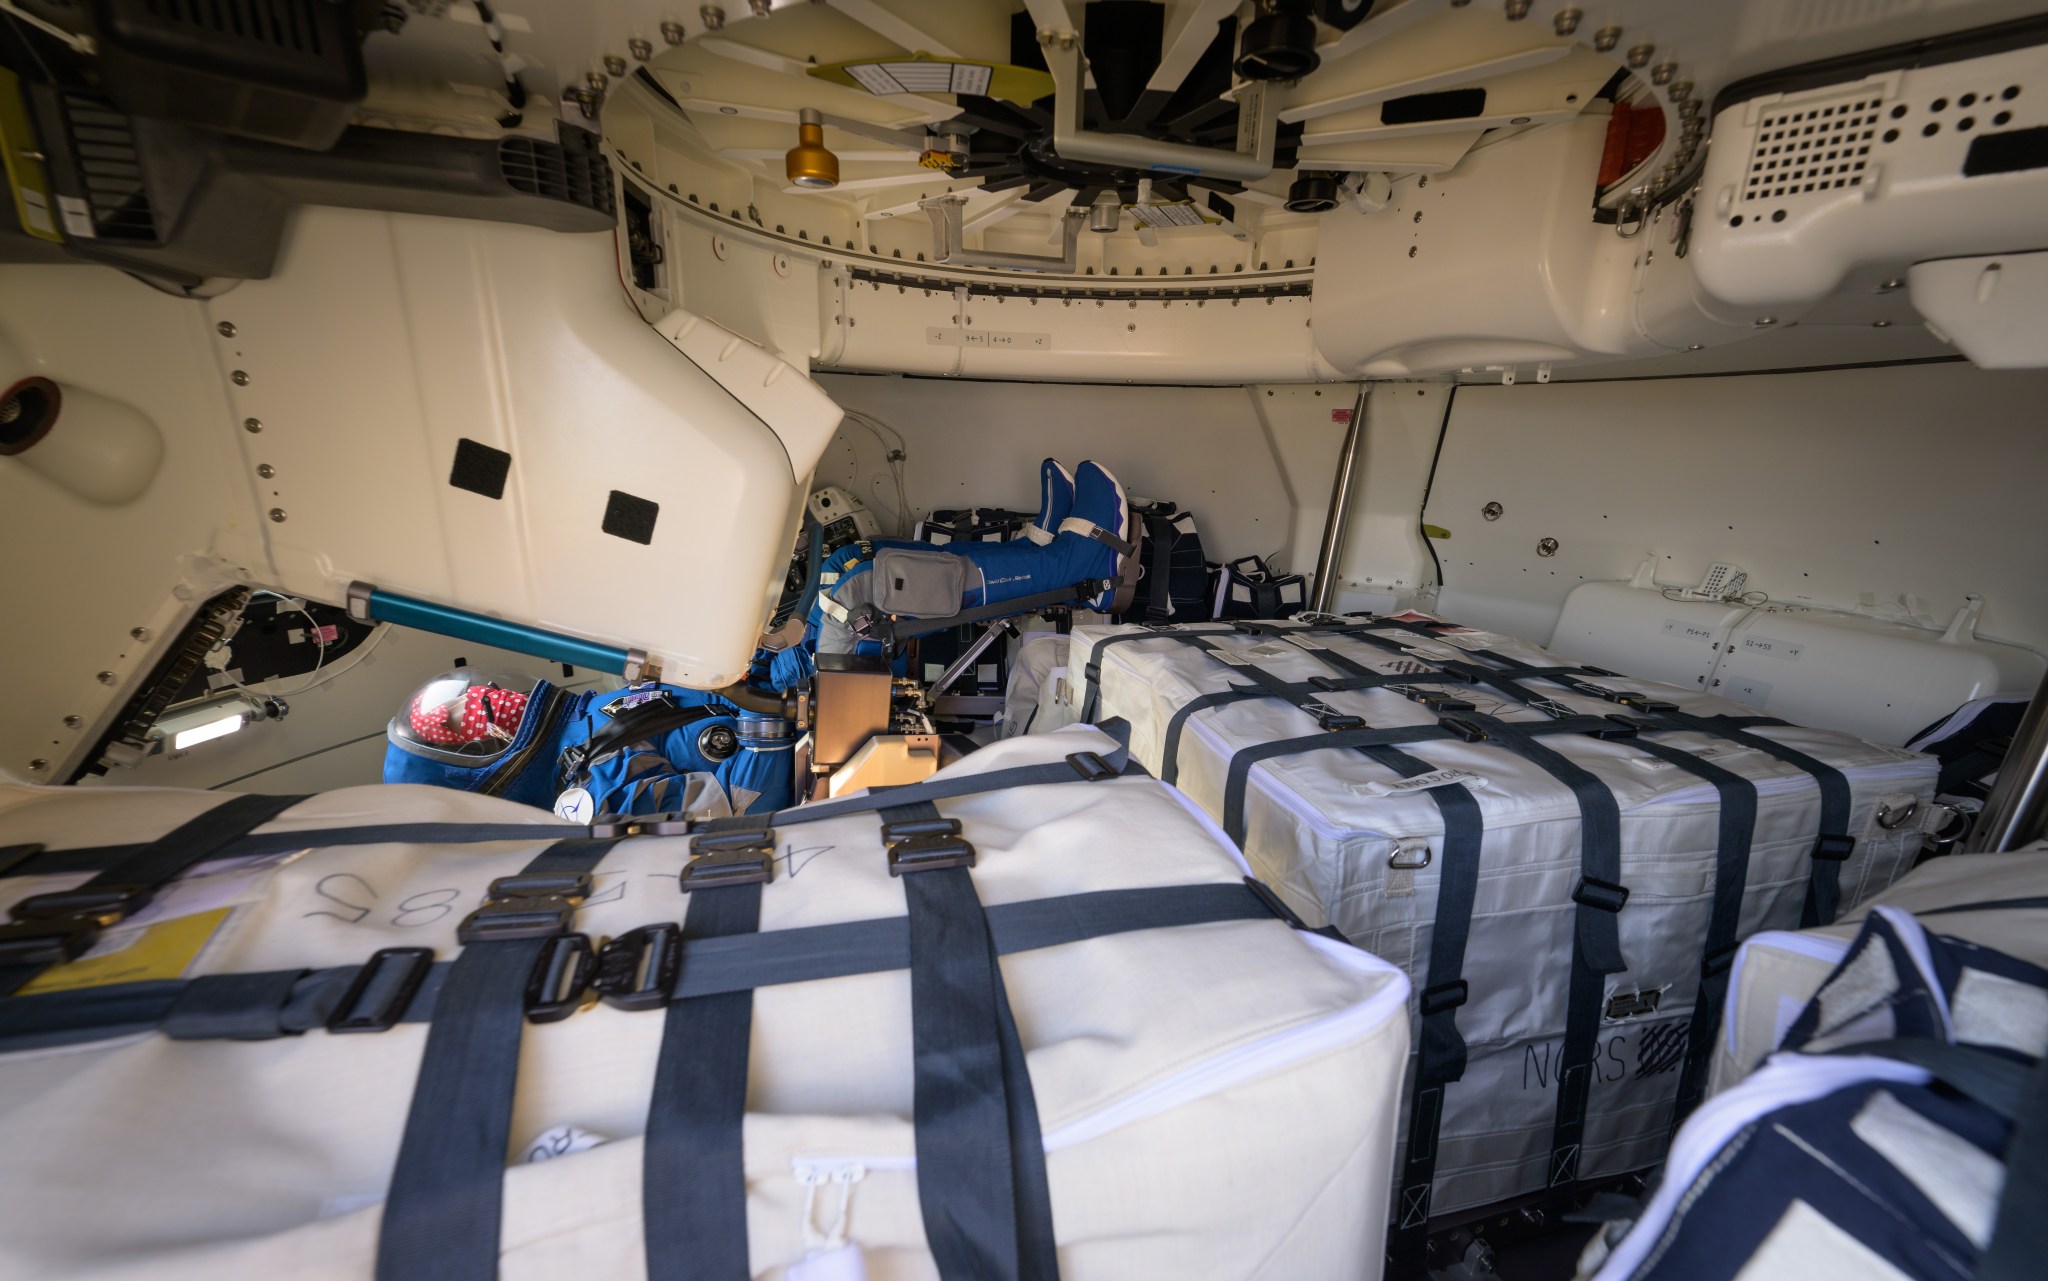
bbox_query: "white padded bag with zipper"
[1063,617,1936,1224]
[0,725,1409,1281]
[1710,841,2048,1095]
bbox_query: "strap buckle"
[1638,700,1679,715]
[681,828,776,890]
[1572,876,1631,913]
[1588,715,1640,740]
[456,872,591,945]
[1438,715,1488,742]
[328,946,434,1033]
[1304,702,1365,732]
[1812,833,1856,862]
[0,916,101,966]
[594,923,682,1011]
[1066,751,1117,781]
[1308,675,1349,692]
[525,933,597,1023]
[589,811,693,839]
[1136,621,1180,633]
[1397,686,1474,712]
[886,818,976,875]
[10,882,155,925]
[1419,979,1469,1016]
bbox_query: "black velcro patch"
[448,438,511,499]
[602,490,659,545]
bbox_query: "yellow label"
[0,66,62,244]
[19,909,231,995]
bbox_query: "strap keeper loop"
[1812,833,1856,862]
[1571,876,1631,913]
[1066,751,1117,781]
[327,947,434,1033]
[1420,979,1470,1016]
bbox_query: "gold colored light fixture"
[785,108,838,188]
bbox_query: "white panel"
[1415,363,2048,666]
[0,269,260,784]
[1910,251,2048,369]
[1311,114,1659,377]
[1552,582,1752,692]
[810,376,1315,569]
[1692,40,2048,309]
[199,208,839,688]
[1716,607,2042,744]
[1329,381,1447,611]
[832,275,1337,384]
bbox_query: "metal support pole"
[929,619,1012,698]
[1966,667,2048,852]
[1309,385,1371,615]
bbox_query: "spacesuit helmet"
[387,668,539,758]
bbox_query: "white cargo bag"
[1711,841,2048,1096]
[1060,615,1936,1240]
[0,726,1410,1281]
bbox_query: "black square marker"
[448,438,511,499]
[603,490,659,545]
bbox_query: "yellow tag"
[19,908,232,995]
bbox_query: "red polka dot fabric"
[409,685,528,747]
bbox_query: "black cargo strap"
[11,745,1142,879]
[879,581,1100,644]
[1452,719,1625,1200]
[376,835,622,1281]
[644,870,762,1281]
[0,881,1278,1052]
[1625,740,1759,1132]
[1463,645,1861,930]
[883,800,1058,1281]
[1141,511,1176,623]
[1835,1037,2048,1281]
[1216,714,1631,845]
[1378,746,1486,1264]
[0,791,306,994]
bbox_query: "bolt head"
[269,508,288,522]
[661,20,686,44]
[1755,316,1778,327]
[1593,26,1622,51]
[1627,44,1655,68]
[256,463,275,479]
[96,671,116,685]
[129,627,148,640]
[216,320,236,337]
[244,417,262,433]
[231,370,250,385]
[587,70,609,91]
[1652,61,1677,85]
[1504,0,1532,19]
[629,37,653,60]
[1670,80,1694,100]
[1554,8,1582,35]
[700,4,725,31]
[63,715,81,728]
[28,759,46,773]
[603,54,627,77]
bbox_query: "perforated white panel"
[1740,93,1880,203]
